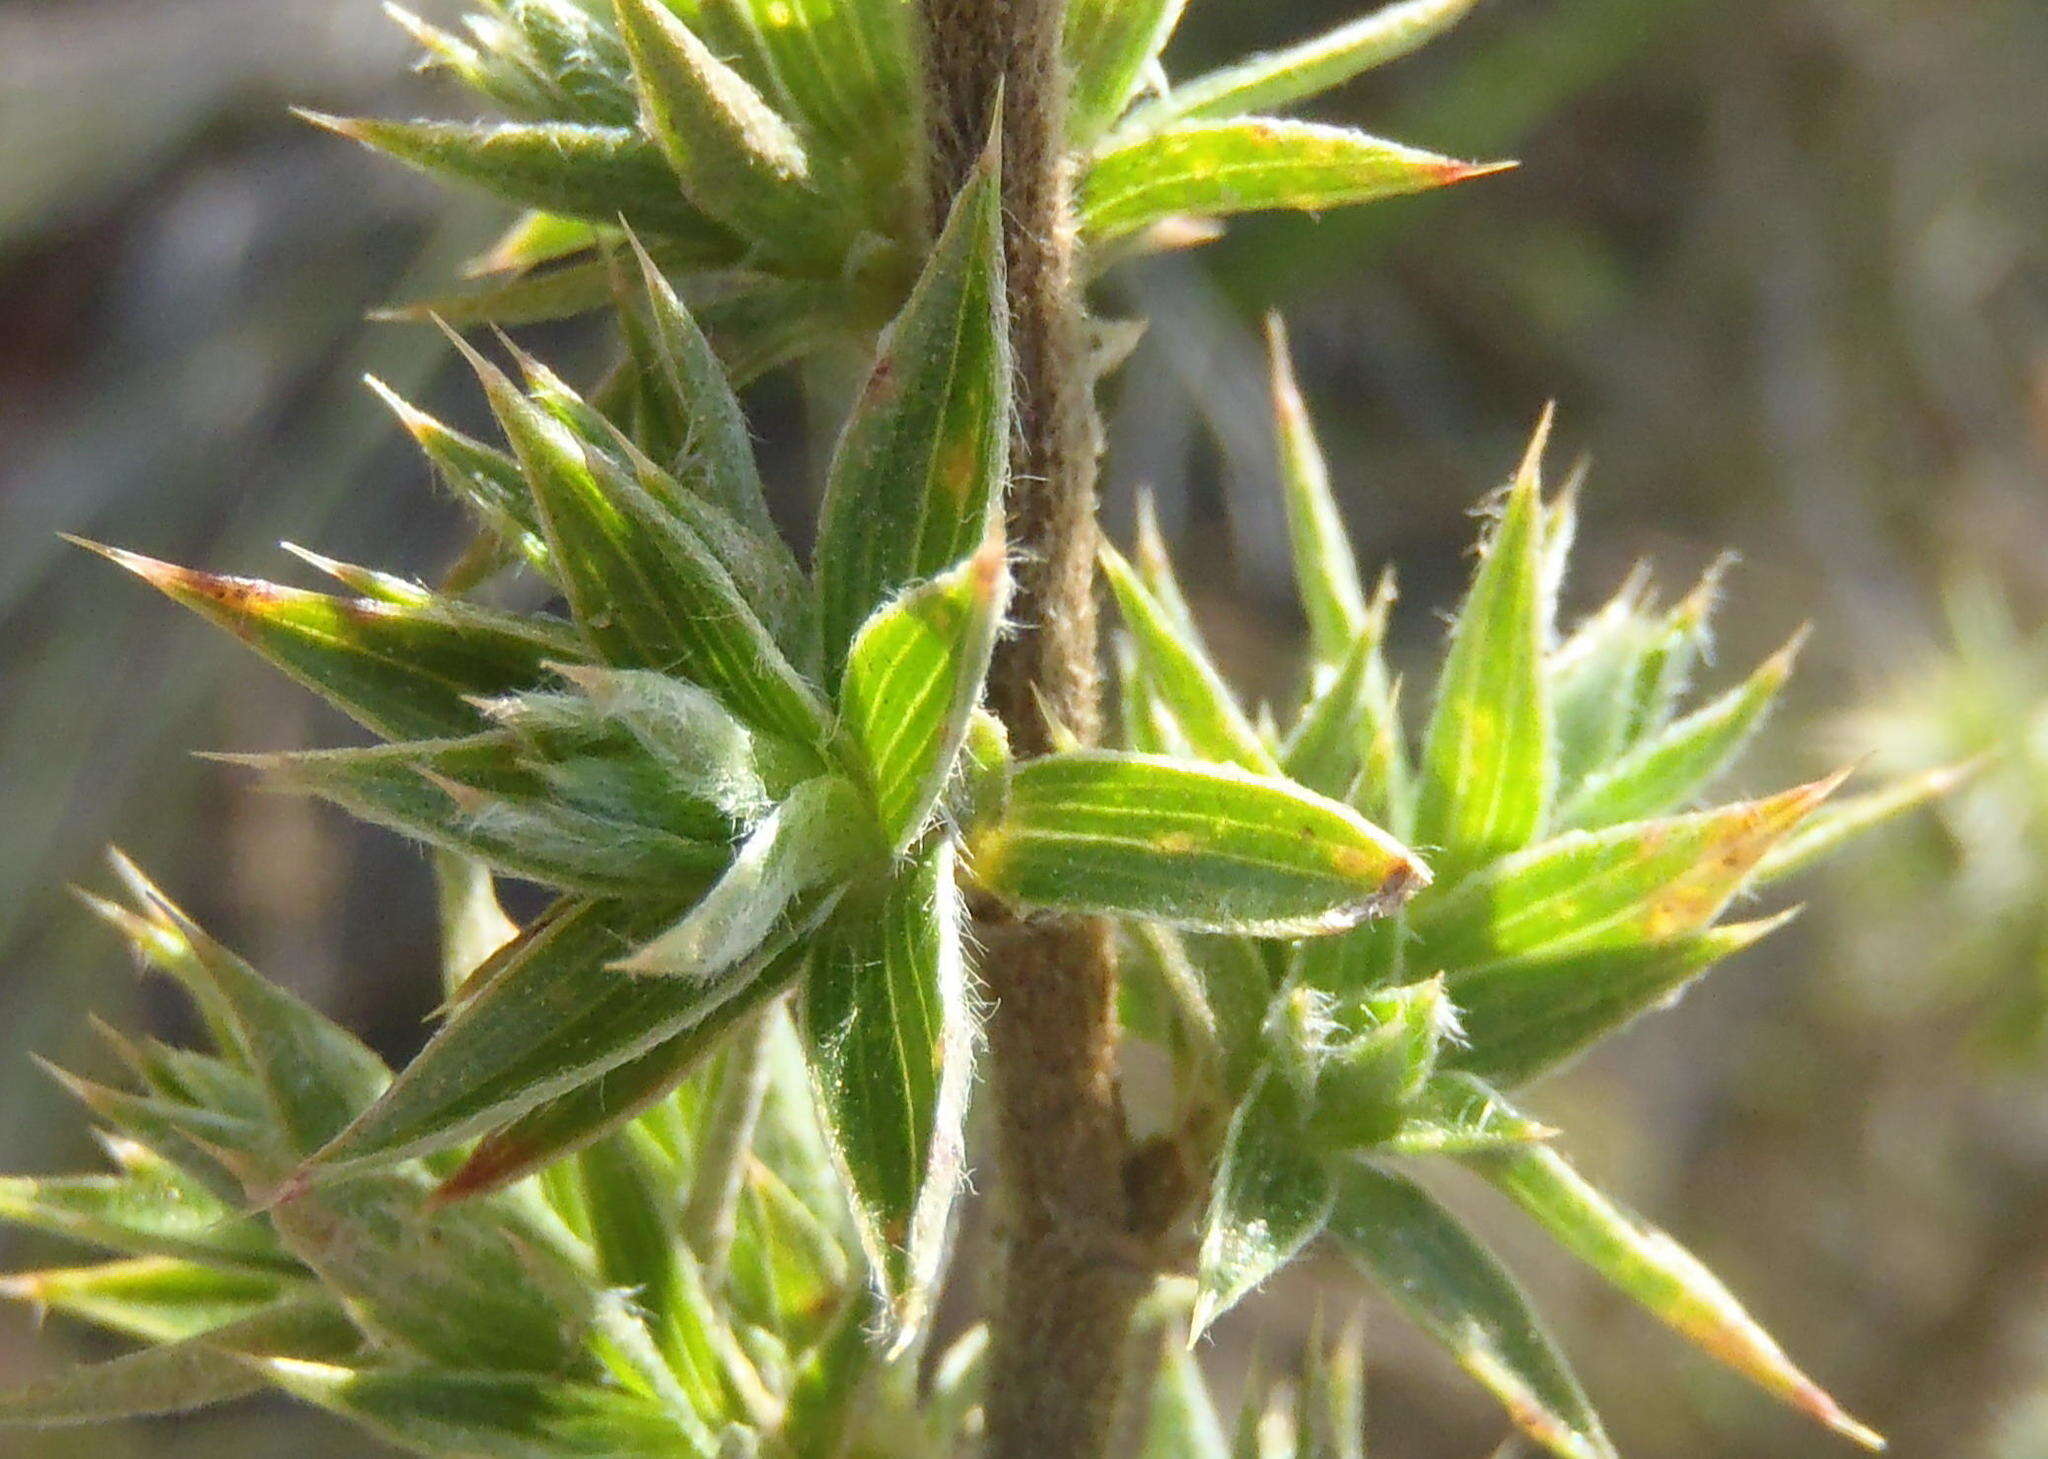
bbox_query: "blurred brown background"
[2,0,2045,1454]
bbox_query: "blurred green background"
[2,0,2043,1454]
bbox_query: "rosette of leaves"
[1091,323,1952,1457]
[3,161,1435,1454]
[316,0,1505,373]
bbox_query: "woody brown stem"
[920,3,1152,1456]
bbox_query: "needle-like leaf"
[614,0,842,262]
[1133,0,1482,128]
[254,1359,715,1458]
[98,857,392,1156]
[802,839,977,1344]
[0,1296,356,1429]
[0,1258,292,1346]
[1414,412,1554,881]
[307,893,837,1175]
[1081,119,1506,246]
[1267,316,1370,671]
[1557,630,1803,830]
[972,751,1428,935]
[1330,1163,1616,1459]
[841,533,1010,851]
[304,114,735,244]
[478,355,830,745]
[814,142,1008,679]
[433,947,806,1204]
[1192,1071,1335,1338]
[1413,774,1841,976]
[1064,0,1189,146]
[625,234,784,545]
[614,776,870,977]
[75,541,577,741]
[1470,1141,1885,1450]
[1445,912,1797,1088]
[1102,543,1278,773]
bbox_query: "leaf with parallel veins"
[813,144,1008,680]
[971,751,1428,936]
[801,839,977,1345]
[1081,118,1507,246]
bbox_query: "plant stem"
[921,5,1155,1455]
[679,1007,773,1288]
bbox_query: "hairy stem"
[922,5,1155,1455]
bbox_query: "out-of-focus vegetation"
[0,0,2042,1455]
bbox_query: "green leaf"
[616,776,870,976]
[470,209,606,276]
[0,1296,356,1428]
[1414,414,1554,881]
[1627,563,1723,745]
[1080,118,1504,245]
[624,235,785,545]
[801,839,977,1344]
[726,1154,856,1356]
[1448,912,1796,1089]
[1305,976,1455,1149]
[267,1170,595,1374]
[477,356,830,745]
[1130,490,1202,638]
[615,0,842,262]
[1558,631,1803,829]
[569,1130,689,1367]
[1384,1071,1558,1157]
[813,144,1008,680]
[435,849,520,997]
[1347,640,1413,836]
[0,1158,289,1274]
[498,0,641,125]
[278,543,434,607]
[1,1258,292,1345]
[367,378,551,570]
[239,738,732,897]
[77,541,576,741]
[1469,1138,1883,1450]
[973,751,1428,936]
[540,667,781,824]
[1329,1163,1615,1459]
[708,0,916,208]
[1413,775,1839,976]
[1102,544,1277,774]
[841,534,1009,851]
[1281,584,1393,800]
[1064,0,1188,146]
[256,1360,714,1459]
[1192,1071,1335,1337]
[1140,1338,1232,1459]
[305,114,735,242]
[1135,0,1481,128]
[1266,316,1370,670]
[101,857,392,1157]
[35,1064,262,1205]
[1234,1379,1300,1459]
[1128,923,1272,1095]
[433,946,806,1202]
[1297,1309,1368,1459]
[1548,555,1728,798]
[1753,758,1981,887]
[385,3,532,112]
[780,1294,883,1459]
[309,893,838,1175]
